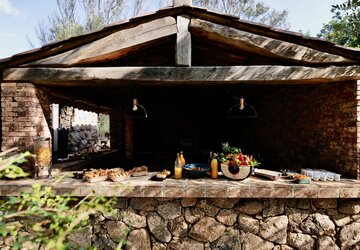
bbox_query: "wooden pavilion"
[1,1,360,177]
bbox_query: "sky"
[0,0,344,59]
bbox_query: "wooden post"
[176,15,191,66]
[51,103,59,152]
[173,0,192,6]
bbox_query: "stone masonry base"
[1,198,360,249]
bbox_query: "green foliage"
[0,152,32,179]
[34,0,289,46]
[0,152,123,250]
[193,0,290,29]
[221,142,242,155]
[34,0,150,45]
[98,113,110,135]
[318,0,360,47]
[0,185,117,249]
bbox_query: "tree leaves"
[193,0,290,29]
[318,0,360,48]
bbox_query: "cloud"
[0,0,21,16]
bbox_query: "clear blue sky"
[0,0,343,59]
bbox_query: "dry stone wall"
[1,198,360,249]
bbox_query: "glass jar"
[34,137,52,178]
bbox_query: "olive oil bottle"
[174,153,182,179]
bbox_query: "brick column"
[357,80,360,180]
[1,83,51,152]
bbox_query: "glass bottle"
[211,153,219,179]
[174,153,182,179]
[179,151,186,167]
[208,151,213,165]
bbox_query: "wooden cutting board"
[254,169,282,181]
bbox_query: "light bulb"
[132,98,139,111]
[239,97,245,110]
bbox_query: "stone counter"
[1,173,360,198]
[1,173,360,249]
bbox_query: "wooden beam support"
[3,66,360,86]
[173,0,192,7]
[189,19,354,64]
[26,17,177,67]
[176,15,191,66]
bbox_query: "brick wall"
[125,116,133,160]
[1,83,51,152]
[248,81,359,178]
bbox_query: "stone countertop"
[1,173,360,198]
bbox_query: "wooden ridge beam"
[3,66,360,86]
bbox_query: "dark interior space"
[131,85,284,171]
[48,81,358,177]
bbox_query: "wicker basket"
[221,164,253,180]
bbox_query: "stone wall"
[1,198,359,249]
[249,81,359,178]
[1,83,51,151]
[68,124,100,154]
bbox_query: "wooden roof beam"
[189,19,355,65]
[3,66,360,86]
[25,17,178,67]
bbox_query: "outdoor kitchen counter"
[1,173,360,198]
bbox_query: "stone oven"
[1,4,360,177]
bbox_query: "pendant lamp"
[228,97,257,119]
[124,98,148,118]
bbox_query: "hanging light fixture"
[125,98,148,118]
[132,98,139,111]
[228,96,257,119]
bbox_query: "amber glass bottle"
[179,151,186,167]
[174,153,182,179]
[211,153,219,179]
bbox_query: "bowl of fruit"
[218,143,259,180]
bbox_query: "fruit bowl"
[183,163,210,178]
[221,164,253,180]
